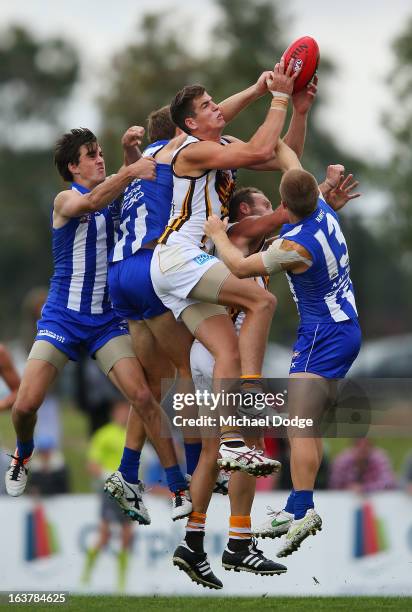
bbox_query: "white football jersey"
[159,135,236,250]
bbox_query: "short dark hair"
[229,187,265,222]
[147,105,176,143]
[280,169,319,218]
[54,128,98,182]
[170,84,206,134]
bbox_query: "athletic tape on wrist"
[270,91,290,99]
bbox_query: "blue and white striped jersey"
[110,140,173,262]
[279,197,358,325]
[48,182,119,314]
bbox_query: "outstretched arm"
[53,157,156,222]
[319,165,361,211]
[228,205,289,247]
[122,125,145,166]
[283,76,318,159]
[177,59,300,173]
[241,77,317,171]
[218,71,274,123]
[205,216,312,278]
[206,217,267,278]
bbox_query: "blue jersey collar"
[71,182,90,194]
[281,198,323,234]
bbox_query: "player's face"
[72,144,106,186]
[188,92,226,133]
[248,193,273,217]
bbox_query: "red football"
[282,36,320,93]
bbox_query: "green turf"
[0,596,411,611]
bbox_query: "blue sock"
[17,439,34,460]
[184,442,202,476]
[118,447,141,484]
[165,465,187,493]
[284,489,296,514]
[294,490,314,519]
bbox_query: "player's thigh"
[128,319,175,401]
[107,357,151,406]
[128,318,175,380]
[218,273,276,311]
[144,310,194,372]
[16,342,66,409]
[190,311,239,361]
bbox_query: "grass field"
[0,596,411,611]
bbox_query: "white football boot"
[5,450,33,497]
[171,488,192,521]
[253,507,294,539]
[104,471,151,525]
[277,508,322,558]
[218,442,281,477]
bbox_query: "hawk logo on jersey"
[215,169,236,218]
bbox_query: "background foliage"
[1,0,411,342]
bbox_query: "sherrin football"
[283,36,319,93]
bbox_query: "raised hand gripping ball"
[282,36,320,93]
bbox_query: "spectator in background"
[81,399,134,592]
[0,343,20,412]
[400,451,412,495]
[329,439,397,492]
[0,343,20,493]
[74,348,123,435]
[27,397,70,496]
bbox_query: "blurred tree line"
[0,26,79,335]
[0,0,411,343]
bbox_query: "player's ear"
[185,117,197,132]
[280,200,287,210]
[68,161,79,176]
[239,202,249,216]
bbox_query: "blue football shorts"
[108,248,168,321]
[289,318,361,378]
[35,302,129,361]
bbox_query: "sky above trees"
[0,0,411,161]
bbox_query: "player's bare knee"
[128,384,153,411]
[260,291,277,314]
[13,393,41,417]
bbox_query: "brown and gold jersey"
[159,135,236,249]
